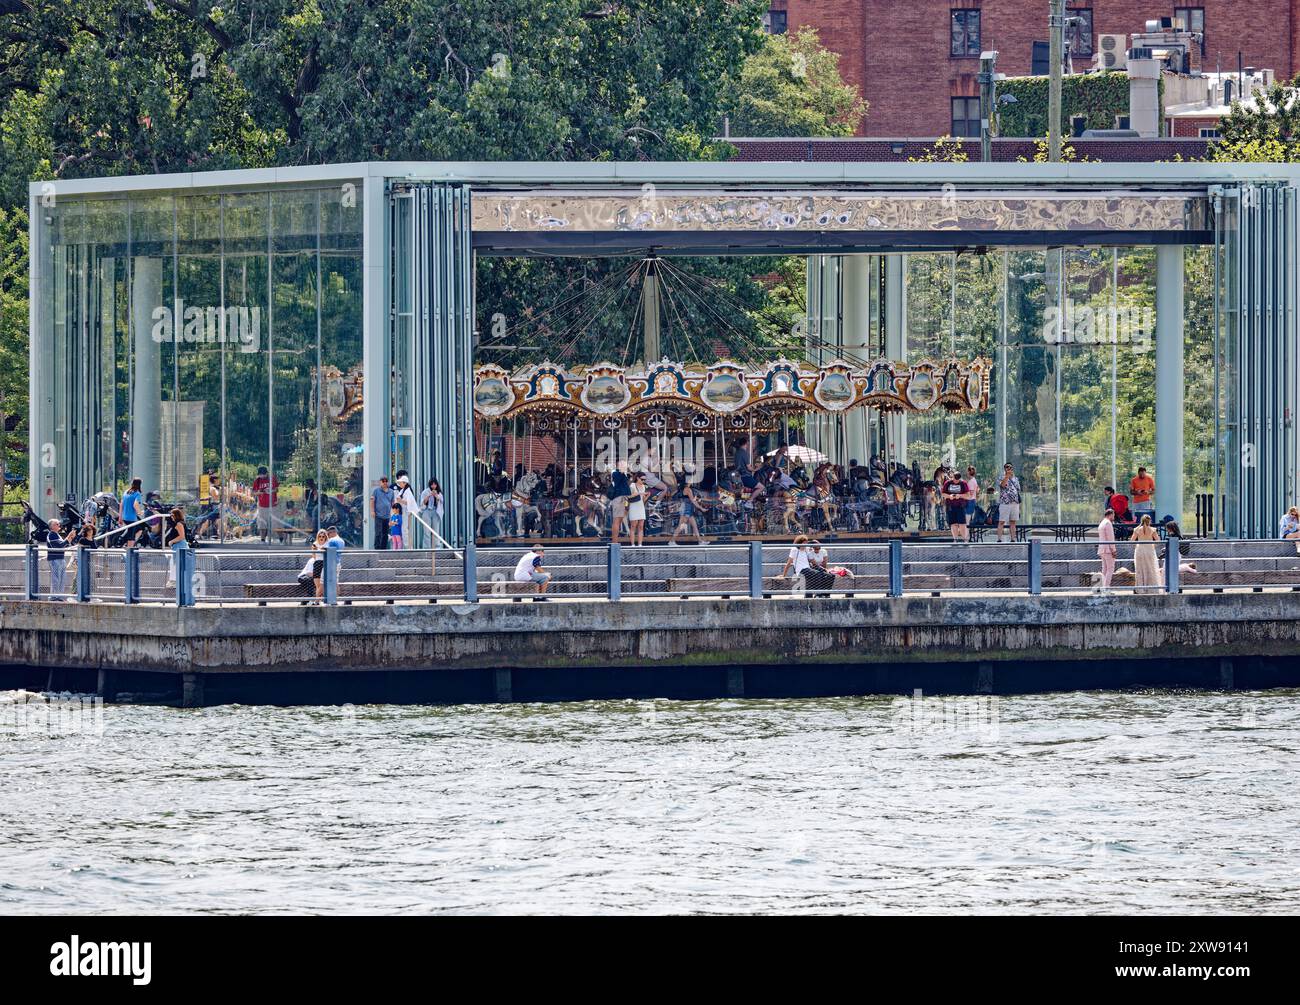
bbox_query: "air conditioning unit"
[1096,34,1127,69]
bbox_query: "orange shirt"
[1130,474,1154,503]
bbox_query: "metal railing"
[5,535,1300,607]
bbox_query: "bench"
[241,578,605,600]
[663,574,953,594]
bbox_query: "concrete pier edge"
[3,592,1300,704]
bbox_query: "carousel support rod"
[884,254,908,467]
[842,254,872,469]
[642,257,661,364]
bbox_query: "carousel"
[471,256,991,542]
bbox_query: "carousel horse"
[576,487,607,537]
[509,470,543,536]
[474,486,511,538]
[796,463,840,531]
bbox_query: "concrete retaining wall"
[2,592,1300,705]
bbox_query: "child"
[389,501,404,550]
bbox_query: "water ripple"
[1,689,1297,914]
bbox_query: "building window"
[1031,40,1051,75]
[950,96,981,138]
[1066,7,1093,58]
[1199,126,1220,139]
[1175,7,1205,54]
[951,9,981,57]
[764,8,787,34]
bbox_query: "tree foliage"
[718,27,865,138]
[1211,74,1300,161]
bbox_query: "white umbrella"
[766,444,827,465]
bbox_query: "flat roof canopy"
[32,159,1299,256]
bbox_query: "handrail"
[95,513,163,543]
[408,508,461,558]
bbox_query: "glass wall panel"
[1059,248,1114,522]
[1004,250,1055,521]
[319,189,365,544]
[220,193,272,540]
[1114,247,1157,505]
[175,195,224,510]
[904,253,954,475]
[952,251,1001,490]
[271,189,321,544]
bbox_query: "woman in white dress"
[1132,514,1161,593]
[627,473,647,546]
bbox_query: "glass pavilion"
[28,161,1300,544]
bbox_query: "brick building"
[767,1,1300,136]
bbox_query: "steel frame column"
[1155,244,1184,522]
[406,182,475,547]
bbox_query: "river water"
[2,689,1297,914]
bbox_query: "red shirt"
[253,474,279,508]
[1130,474,1154,504]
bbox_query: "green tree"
[0,204,27,511]
[1212,74,1300,161]
[718,27,865,137]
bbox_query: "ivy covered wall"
[996,72,1161,137]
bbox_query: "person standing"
[389,501,405,550]
[670,483,706,545]
[252,465,279,543]
[299,477,319,533]
[304,529,329,603]
[997,463,1021,543]
[964,465,980,526]
[44,518,67,598]
[120,477,144,548]
[942,468,969,542]
[1130,466,1155,518]
[1132,514,1161,592]
[420,478,445,544]
[164,507,187,587]
[394,473,419,519]
[1096,507,1117,592]
[370,475,393,550]
[627,473,647,546]
[608,461,631,544]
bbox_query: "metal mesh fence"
[0,549,27,599]
[762,543,891,598]
[337,548,460,603]
[87,549,124,602]
[9,536,1300,606]
[899,542,1029,594]
[478,545,606,599]
[625,545,750,599]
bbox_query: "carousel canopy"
[473,355,992,424]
